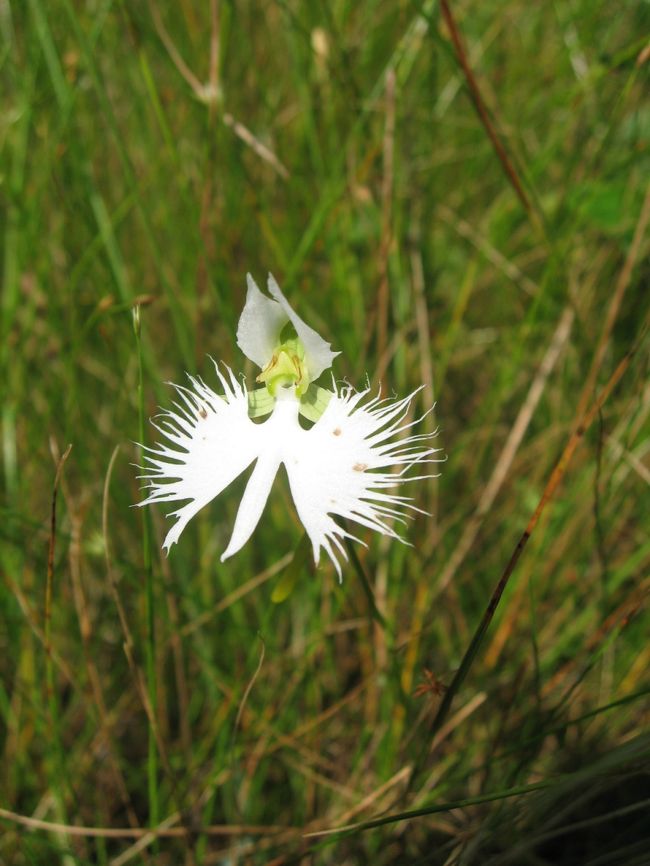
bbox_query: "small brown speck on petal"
[333,427,342,436]
[353,462,368,472]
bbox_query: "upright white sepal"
[236,272,337,383]
[236,274,288,369]
[266,274,339,380]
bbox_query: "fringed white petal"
[282,384,441,578]
[221,453,280,561]
[137,363,265,553]
[139,367,440,576]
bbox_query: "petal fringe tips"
[138,273,441,577]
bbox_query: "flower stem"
[133,306,159,837]
[45,444,75,865]
[344,534,387,630]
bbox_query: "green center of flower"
[256,323,309,397]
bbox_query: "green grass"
[2,1,649,864]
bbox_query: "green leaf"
[247,387,275,418]
[271,533,311,602]
[299,384,333,422]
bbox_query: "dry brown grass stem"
[148,0,203,95]
[376,67,396,366]
[437,304,575,594]
[0,807,292,840]
[149,0,289,178]
[429,690,487,754]
[102,446,173,781]
[437,203,539,296]
[572,180,650,427]
[439,0,537,225]
[374,72,410,719]
[329,765,412,828]
[222,113,290,179]
[63,486,144,836]
[234,635,265,731]
[411,237,439,515]
[3,574,74,685]
[45,442,72,671]
[208,0,220,118]
[542,576,650,702]
[426,328,643,749]
[179,552,292,637]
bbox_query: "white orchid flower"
[138,274,441,577]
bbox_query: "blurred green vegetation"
[1,1,649,864]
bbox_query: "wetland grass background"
[1,1,650,863]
